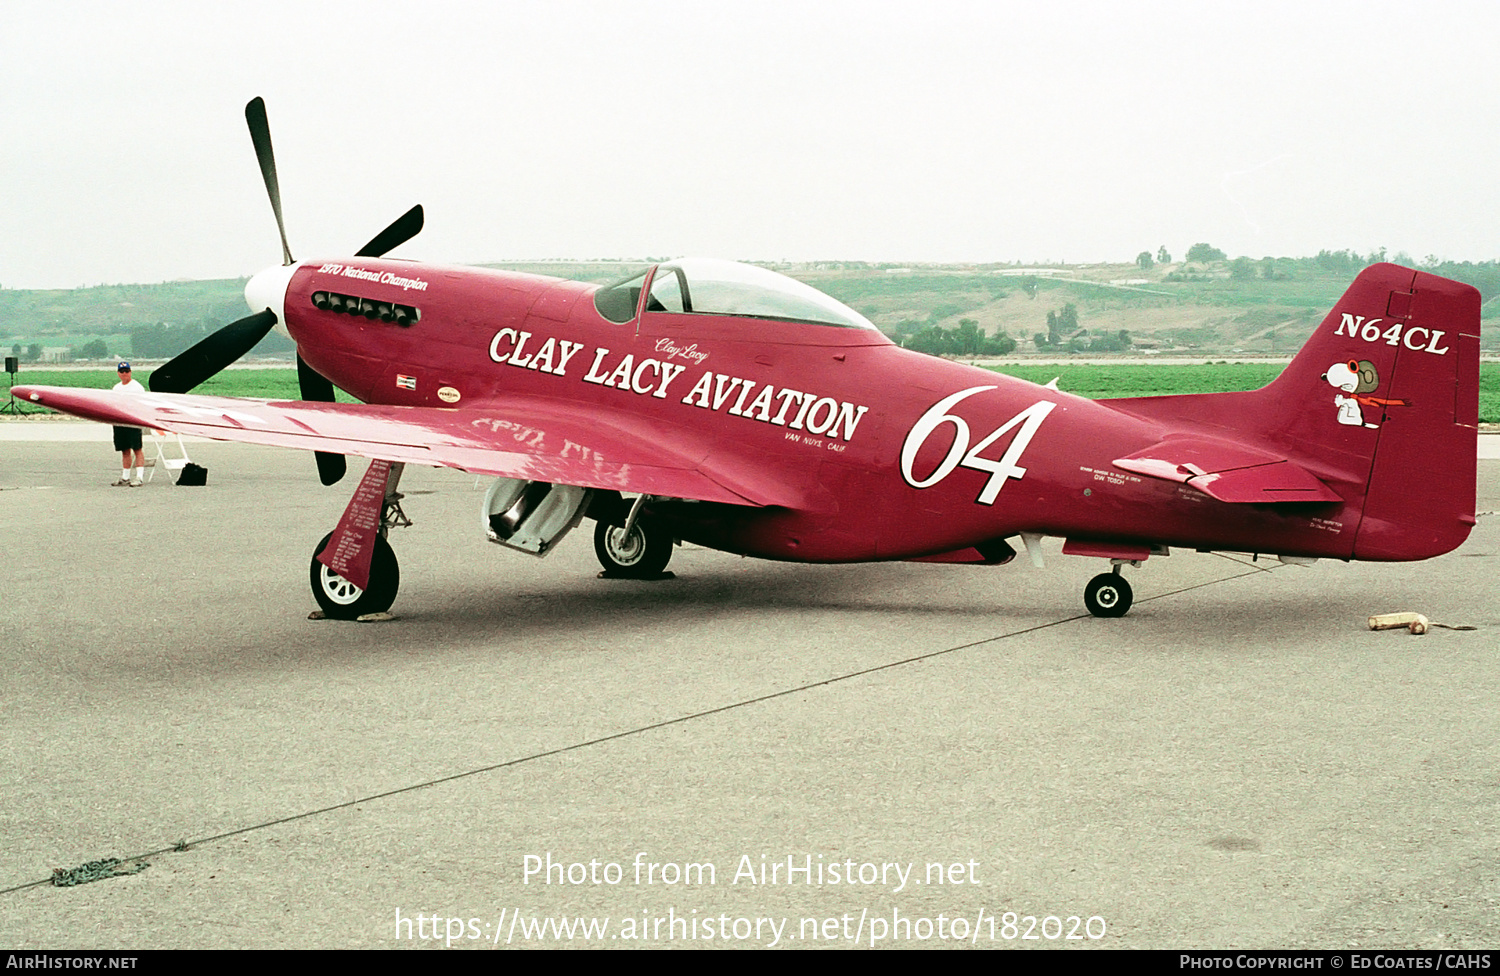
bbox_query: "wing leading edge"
[15,386,791,508]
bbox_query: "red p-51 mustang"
[17,100,1481,619]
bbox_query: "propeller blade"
[312,449,348,487]
[245,97,294,266]
[355,204,424,258]
[298,355,347,485]
[149,310,277,394]
[297,354,337,402]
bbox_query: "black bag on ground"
[177,463,208,486]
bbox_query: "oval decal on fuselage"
[438,386,461,403]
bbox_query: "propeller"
[148,97,423,486]
[298,356,346,485]
[149,310,276,394]
[357,204,424,259]
[245,96,294,267]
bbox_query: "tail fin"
[1260,263,1479,559]
[1103,264,1479,560]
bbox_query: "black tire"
[310,531,400,619]
[1084,572,1132,618]
[593,519,672,578]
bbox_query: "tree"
[956,319,981,356]
[1136,251,1154,271]
[905,326,957,356]
[982,330,1017,356]
[76,338,109,359]
[1229,257,1256,280]
[1156,246,1170,264]
[1185,243,1226,263]
[1041,303,1079,350]
[1057,303,1079,335]
[892,319,923,340]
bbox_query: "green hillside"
[4,254,1497,363]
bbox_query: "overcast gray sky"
[3,0,1496,289]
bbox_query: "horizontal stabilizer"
[1113,435,1341,504]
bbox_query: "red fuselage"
[281,258,1472,564]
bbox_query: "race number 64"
[900,387,1056,505]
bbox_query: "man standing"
[111,362,146,486]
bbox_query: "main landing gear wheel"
[310,531,400,619]
[1084,572,1133,618]
[594,519,673,579]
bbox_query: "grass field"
[8,362,1499,422]
[987,363,1285,398]
[7,368,351,402]
[998,363,1499,422]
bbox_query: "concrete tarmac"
[1,436,1496,949]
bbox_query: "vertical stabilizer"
[1259,264,1479,559]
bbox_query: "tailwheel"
[594,518,673,579]
[1084,571,1132,618]
[310,531,400,619]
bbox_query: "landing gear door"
[482,478,593,556]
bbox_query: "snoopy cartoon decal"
[1323,359,1409,428]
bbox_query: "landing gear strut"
[310,460,409,619]
[1083,566,1133,618]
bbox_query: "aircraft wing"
[1112,433,1342,504]
[14,385,790,508]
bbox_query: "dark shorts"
[112,426,143,452]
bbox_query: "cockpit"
[593,258,878,331]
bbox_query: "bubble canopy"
[593,258,877,330]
